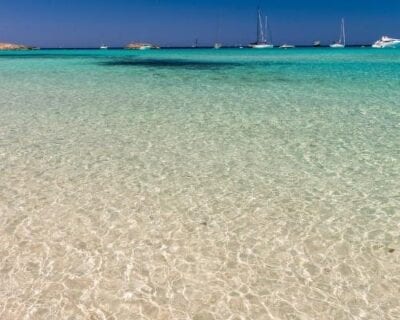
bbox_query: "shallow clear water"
[0,48,399,319]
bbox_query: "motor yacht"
[280,44,295,49]
[372,36,400,48]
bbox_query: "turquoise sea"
[1,48,399,319]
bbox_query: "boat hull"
[372,41,400,49]
[279,45,295,49]
[330,44,345,48]
[125,43,159,50]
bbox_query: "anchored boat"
[214,15,223,49]
[372,36,400,48]
[313,40,321,47]
[280,44,295,49]
[125,43,159,50]
[249,8,273,49]
[214,43,222,49]
[330,18,346,48]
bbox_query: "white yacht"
[313,40,321,47]
[330,18,346,48]
[372,36,400,48]
[280,44,295,49]
[125,43,159,50]
[249,8,273,49]
[214,43,222,49]
[138,44,152,50]
[100,45,108,50]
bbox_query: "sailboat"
[330,18,346,48]
[249,8,273,49]
[214,16,222,49]
[214,43,222,49]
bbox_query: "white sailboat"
[249,8,273,49]
[214,43,222,49]
[330,18,346,48]
[214,16,222,49]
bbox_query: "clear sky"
[0,0,399,47]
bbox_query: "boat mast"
[338,18,345,45]
[257,7,265,43]
[216,14,221,44]
[256,7,261,43]
[342,18,346,46]
[265,16,272,44]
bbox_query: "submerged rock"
[0,42,30,51]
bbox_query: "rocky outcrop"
[0,43,30,51]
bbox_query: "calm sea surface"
[1,48,399,319]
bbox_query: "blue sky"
[0,0,399,47]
